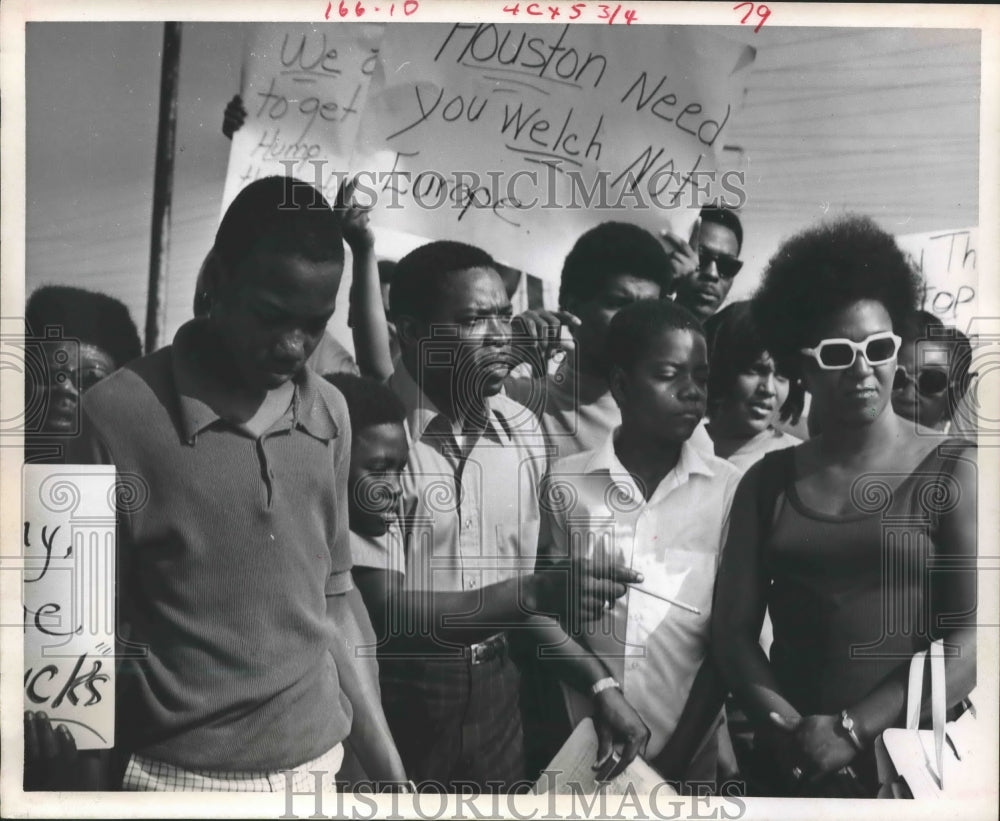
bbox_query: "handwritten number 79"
[734,2,770,33]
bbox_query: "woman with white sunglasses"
[711,216,976,797]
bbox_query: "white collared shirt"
[541,430,742,757]
[354,364,551,594]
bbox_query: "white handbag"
[874,639,980,799]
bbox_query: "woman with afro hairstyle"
[711,216,976,797]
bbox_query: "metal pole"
[144,22,182,353]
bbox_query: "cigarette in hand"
[628,584,701,615]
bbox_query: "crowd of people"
[22,156,978,798]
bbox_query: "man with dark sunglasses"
[661,205,744,321]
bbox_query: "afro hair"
[751,214,920,382]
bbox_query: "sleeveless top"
[760,438,973,716]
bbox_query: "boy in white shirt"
[539,299,742,789]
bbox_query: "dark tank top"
[760,438,973,716]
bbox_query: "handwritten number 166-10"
[325,0,419,18]
[734,1,770,33]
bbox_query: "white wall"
[28,23,247,346]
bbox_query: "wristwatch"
[591,677,621,696]
[839,710,864,750]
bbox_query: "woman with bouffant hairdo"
[703,301,803,473]
[711,215,976,797]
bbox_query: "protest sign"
[22,465,117,749]
[352,23,754,281]
[896,227,979,334]
[220,22,384,211]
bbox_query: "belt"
[464,632,508,665]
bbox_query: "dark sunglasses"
[893,367,950,396]
[698,247,743,280]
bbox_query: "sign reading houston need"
[223,22,754,280]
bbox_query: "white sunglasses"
[801,331,901,370]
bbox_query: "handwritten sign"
[22,465,117,749]
[220,23,385,211]
[352,23,754,281]
[895,227,978,334]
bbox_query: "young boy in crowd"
[65,176,405,791]
[539,299,743,790]
[505,221,702,779]
[323,373,411,788]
